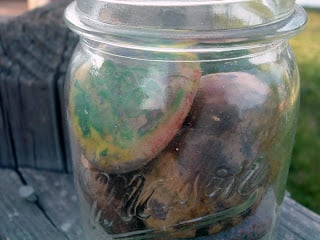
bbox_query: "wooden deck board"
[0,0,76,171]
[0,168,67,240]
[277,197,320,240]
[20,168,84,239]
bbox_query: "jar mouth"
[65,0,307,45]
[73,0,297,30]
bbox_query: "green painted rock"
[69,56,201,173]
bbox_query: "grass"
[288,9,320,214]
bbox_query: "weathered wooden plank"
[0,54,15,167]
[1,56,36,167]
[0,51,17,168]
[276,196,320,240]
[0,94,9,165]
[0,107,15,168]
[0,168,67,240]
[0,0,77,171]
[19,168,320,240]
[20,168,84,239]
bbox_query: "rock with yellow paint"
[69,56,201,173]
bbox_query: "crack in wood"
[20,168,84,239]
[0,168,68,240]
[53,29,78,173]
[15,168,72,239]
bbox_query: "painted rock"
[69,55,201,173]
[137,72,280,236]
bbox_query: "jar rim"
[64,1,307,45]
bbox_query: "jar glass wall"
[64,1,306,239]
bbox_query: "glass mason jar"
[64,1,307,239]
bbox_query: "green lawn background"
[288,9,320,214]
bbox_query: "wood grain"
[0,0,78,171]
[277,196,320,240]
[20,168,84,239]
[0,168,67,240]
[0,69,15,168]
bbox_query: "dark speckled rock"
[138,72,281,237]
